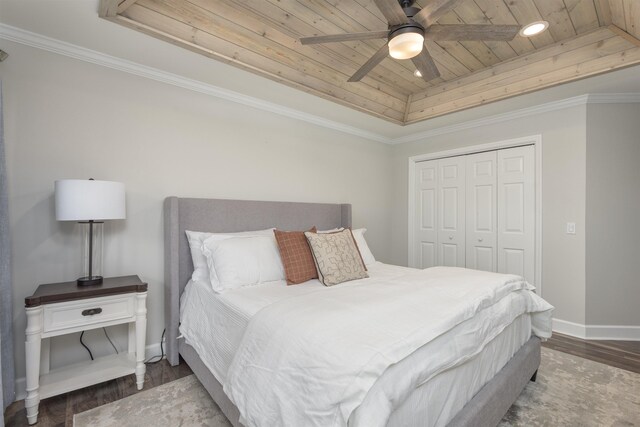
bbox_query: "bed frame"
[164,196,540,427]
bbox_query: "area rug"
[74,348,640,426]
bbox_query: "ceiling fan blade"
[348,44,389,82]
[412,0,465,28]
[300,31,388,45]
[373,0,409,26]
[411,48,440,81]
[426,25,521,41]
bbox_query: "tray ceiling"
[99,0,640,125]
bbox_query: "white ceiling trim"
[1,23,640,146]
[391,93,640,144]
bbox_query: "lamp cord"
[145,329,166,364]
[79,331,94,360]
[103,327,119,354]
[79,328,165,363]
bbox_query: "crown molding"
[585,93,640,104]
[0,23,390,144]
[390,95,590,144]
[389,92,640,144]
[1,23,640,146]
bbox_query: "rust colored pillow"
[274,227,318,285]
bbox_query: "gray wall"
[585,103,640,326]
[2,40,392,381]
[390,106,588,325]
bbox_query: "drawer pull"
[81,308,103,316]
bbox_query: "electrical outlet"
[566,222,576,234]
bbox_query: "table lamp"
[55,179,126,286]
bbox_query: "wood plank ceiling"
[100,0,640,125]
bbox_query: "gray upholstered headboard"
[163,197,352,365]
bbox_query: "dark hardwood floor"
[542,332,640,374]
[4,334,639,427]
[3,359,193,427]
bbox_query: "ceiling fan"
[300,0,521,83]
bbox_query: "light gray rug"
[74,348,640,426]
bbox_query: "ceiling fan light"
[519,21,549,37]
[389,31,424,60]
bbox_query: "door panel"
[503,248,525,277]
[420,243,436,268]
[441,188,459,230]
[437,156,466,267]
[420,189,436,230]
[466,151,497,272]
[442,243,458,267]
[475,246,494,271]
[414,160,438,268]
[497,146,535,284]
[504,183,525,232]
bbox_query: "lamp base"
[77,276,103,286]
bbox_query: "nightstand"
[23,275,148,425]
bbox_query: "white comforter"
[224,267,553,427]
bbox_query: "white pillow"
[202,235,285,292]
[351,228,376,266]
[185,228,274,285]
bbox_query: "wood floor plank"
[542,333,640,374]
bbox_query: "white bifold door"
[496,146,535,282]
[466,151,497,273]
[412,145,535,284]
[413,156,466,268]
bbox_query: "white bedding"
[179,262,411,384]
[383,313,531,426]
[180,263,553,427]
[223,266,553,427]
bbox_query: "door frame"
[408,134,543,293]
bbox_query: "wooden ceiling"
[99,0,640,125]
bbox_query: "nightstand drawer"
[43,295,135,334]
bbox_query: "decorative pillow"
[186,228,274,285]
[202,235,285,293]
[274,227,318,285]
[304,229,368,286]
[351,228,376,266]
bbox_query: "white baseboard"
[585,324,640,341]
[553,318,640,341]
[552,318,587,338]
[13,341,164,402]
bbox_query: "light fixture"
[388,27,425,60]
[519,21,549,37]
[55,179,126,286]
[414,69,422,78]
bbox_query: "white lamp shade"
[55,179,126,221]
[388,31,424,60]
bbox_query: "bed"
[164,197,551,427]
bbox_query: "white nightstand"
[24,275,148,425]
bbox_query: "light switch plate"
[566,222,576,234]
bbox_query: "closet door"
[497,145,535,283]
[466,151,497,272]
[437,156,466,267]
[414,160,438,268]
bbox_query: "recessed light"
[519,21,549,37]
[414,70,422,77]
